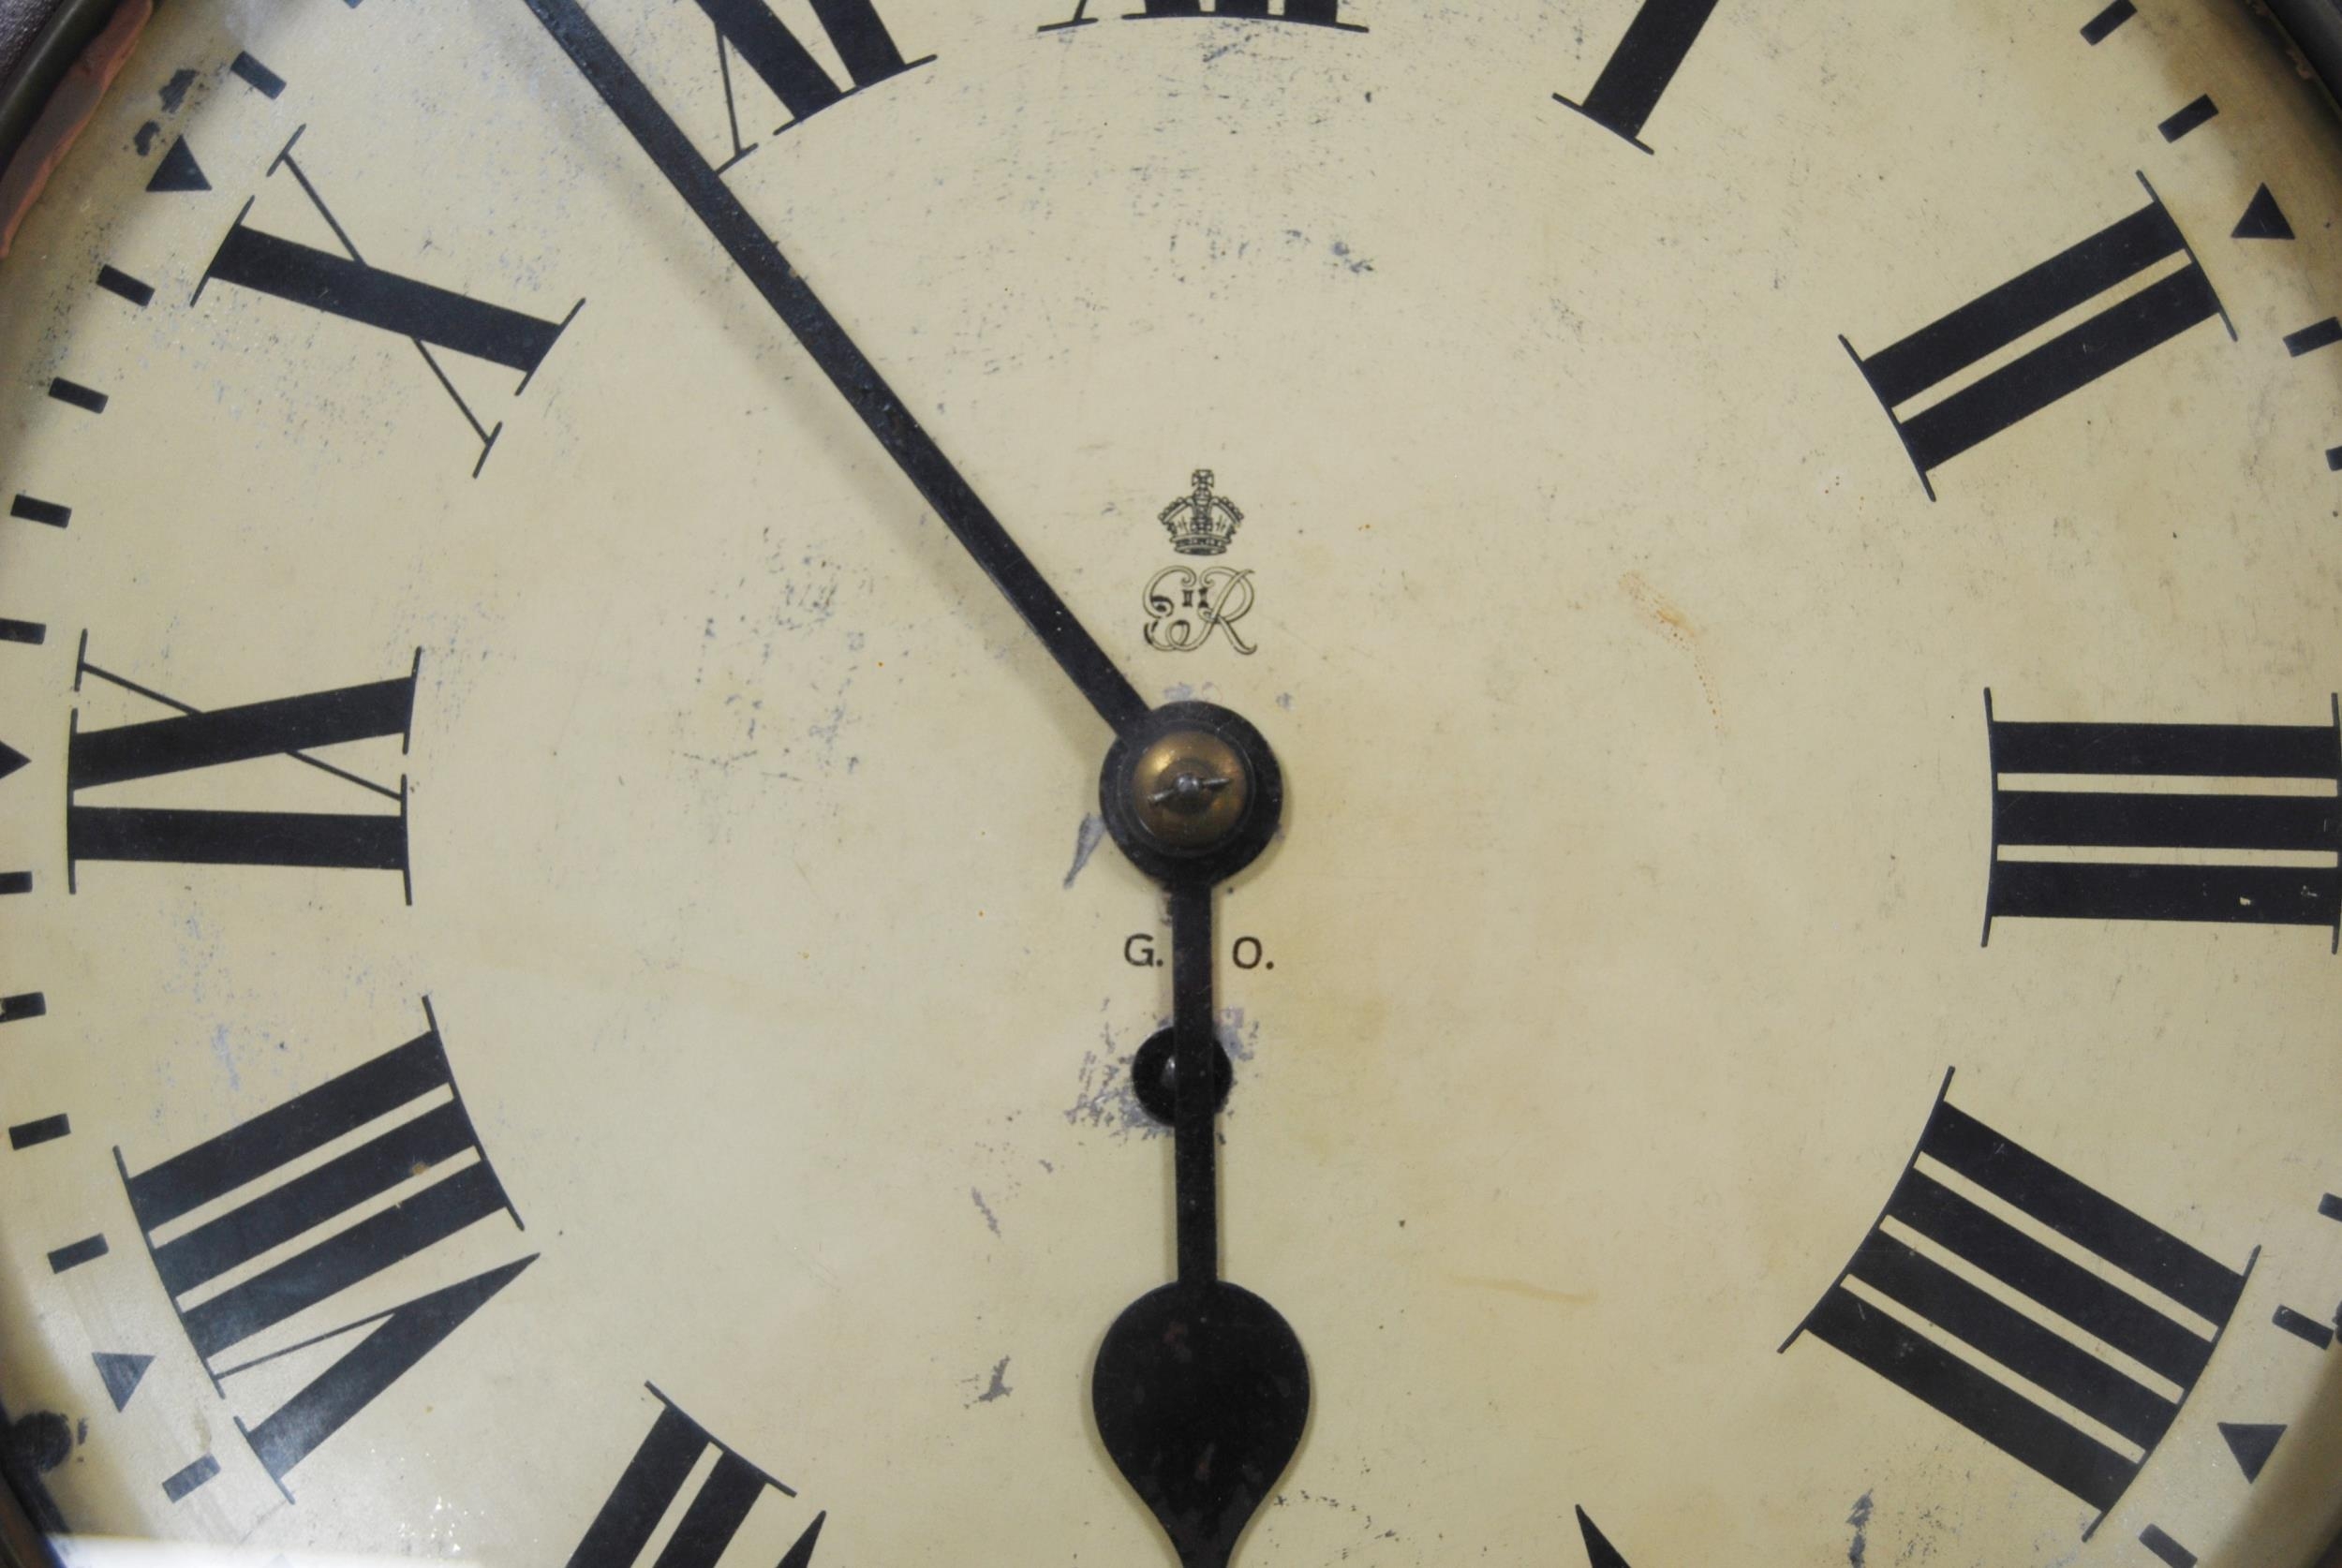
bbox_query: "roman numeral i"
[1786,1072,2251,1521]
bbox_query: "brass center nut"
[1128,729,1252,852]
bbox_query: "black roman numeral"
[1984,692,2342,946]
[1845,183,2227,496]
[1040,0,1359,32]
[1786,1074,2251,1520]
[1552,0,1721,152]
[695,0,934,168]
[199,128,582,476]
[67,646,418,894]
[115,1016,532,1494]
[705,0,927,124]
[571,1385,825,1568]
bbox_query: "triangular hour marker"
[2219,1421,2286,1482]
[0,739,25,783]
[2234,185,2294,241]
[146,138,210,194]
[93,1353,154,1412]
[1577,1506,1633,1568]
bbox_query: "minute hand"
[519,0,1149,737]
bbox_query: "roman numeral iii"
[67,645,419,894]
[1984,692,2342,946]
[571,1385,825,1568]
[1845,183,2227,496]
[115,1015,532,1493]
[1786,1073,2251,1520]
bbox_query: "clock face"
[3,0,2342,1564]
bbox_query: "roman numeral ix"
[571,1384,825,1568]
[67,641,419,896]
[115,1012,532,1496]
[1845,179,2228,496]
[1786,1072,2252,1522]
[1984,692,2342,947]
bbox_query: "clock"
[3,0,2342,1563]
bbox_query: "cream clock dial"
[2,0,2341,1564]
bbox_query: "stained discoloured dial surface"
[2,2,2341,1564]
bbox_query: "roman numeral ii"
[1786,1072,2251,1520]
[1845,182,2227,496]
[1985,692,2342,947]
[116,1014,532,1493]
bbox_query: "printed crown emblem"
[1160,469,1244,555]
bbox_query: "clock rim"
[0,4,2339,1566]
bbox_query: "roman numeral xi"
[1786,1072,2252,1521]
[1845,181,2228,496]
[67,642,418,895]
[1984,692,2342,947]
[116,1013,532,1496]
[699,0,934,167]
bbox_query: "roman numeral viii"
[1985,692,2342,946]
[1786,1074,2251,1520]
[571,1385,825,1568]
[1845,183,2227,496]
[116,1014,532,1494]
[67,644,418,895]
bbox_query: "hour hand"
[1091,707,1306,1567]
[1090,882,1309,1568]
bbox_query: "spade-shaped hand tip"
[1093,1280,1310,1568]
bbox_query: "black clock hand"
[1093,712,1306,1568]
[517,0,1149,738]
[1169,880,1221,1287]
